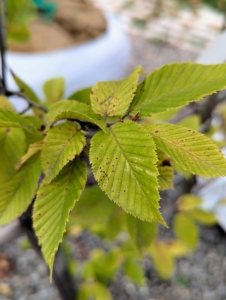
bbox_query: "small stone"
[0,283,12,297]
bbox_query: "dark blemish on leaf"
[6,128,11,133]
[155,130,159,133]
[39,124,46,131]
[162,159,171,167]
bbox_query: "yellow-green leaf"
[90,121,164,224]
[34,159,87,277]
[165,239,190,257]
[12,72,41,104]
[150,241,175,279]
[83,249,121,284]
[177,194,203,211]
[18,140,43,167]
[178,115,201,131]
[71,185,117,226]
[158,166,174,190]
[68,87,91,105]
[47,100,106,132]
[106,207,125,240]
[0,127,26,181]
[146,123,226,177]
[187,208,217,225]
[0,96,14,111]
[42,121,86,183]
[78,282,112,300]
[127,214,157,253]
[173,213,198,250]
[0,108,34,132]
[43,77,65,104]
[0,153,41,225]
[131,63,226,116]
[91,66,143,118]
[124,258,145,286]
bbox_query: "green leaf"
[158,166,174,190]
[156,147,174,190]
[84,249,121,284]
[0,96,14,111]
[177,194,202,211]
[124,258,145,286]
[178,115,201,131]
[150,241,175,279]
[18,140,43,167]
[126,214,157,253]
[34,159,87,277]
[78,282,112,300]
[12,73,41,105]
[130,63,226,116]
[47,100,106,132]
[166,239,190,257]
[173,213,198,250]
[106,207,125,240]
[91,66,143,117]
[23,116,45,146]
[42,121,86,183]
[0,108,34,132]
[146,123,226,177]
[187,208,218,225]
[0,127,26,181]
[0,153,41,225]
[68,87,92,105]
[7,0,36,27]
[43,77,65,105]
[71,185,116,226]
[7,25,30,43]
[90,121,164,224]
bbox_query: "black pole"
[0,0,7,94]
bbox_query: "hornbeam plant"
[1,63,226,279]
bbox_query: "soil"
[8,0,107,53]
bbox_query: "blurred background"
[1,0,226,300]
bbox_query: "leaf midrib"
[109,126,158,209]
[45,127,82,181]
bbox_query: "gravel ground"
[1,37,226,300]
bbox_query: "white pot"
[5,12,131,111]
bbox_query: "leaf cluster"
[1,63,226,278]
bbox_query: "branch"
[6,90,48,113]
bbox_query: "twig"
[6,90,48,113]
